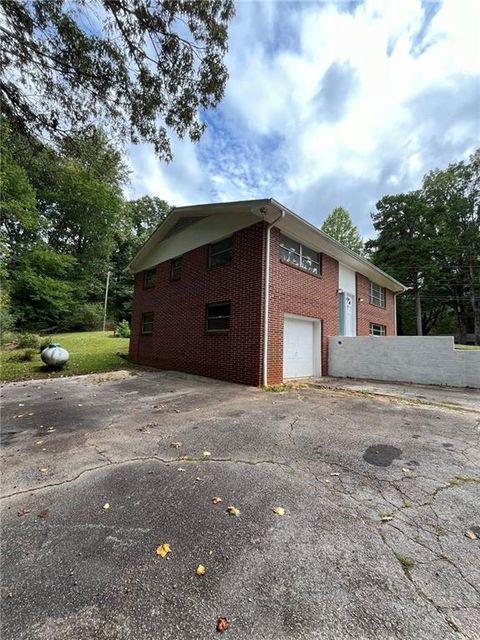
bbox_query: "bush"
[114,319,130,338]
[0,330,18,346]
[15,333,40,349]
[39,337,53,353]
[8,348,36,362]
[67,303,104,331]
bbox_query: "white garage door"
[283,317,316,379]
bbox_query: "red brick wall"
[267,228,339,384]
[129,222,265,386]
[356,273,395,336]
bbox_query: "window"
[209,237,232,267]
[369,323,386,336]
[369,281,385,307]
[170,256,182,281]
[280,234,321,275]
[141,312,154,335]
[206,302,230,332]
[143,268,156,289]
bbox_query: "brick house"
[129,199,406,386]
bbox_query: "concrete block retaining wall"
[328,336,480,389]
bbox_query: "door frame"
[283,313,322,379]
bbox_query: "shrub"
[67,303,104,331]
[8,348,36,362]
[0,330,18,346]
[15,333,40,349]
[39,337,53,353]
[114,320,130,338]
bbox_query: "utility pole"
[102,270,111,332]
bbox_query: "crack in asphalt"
[0,455,295,500]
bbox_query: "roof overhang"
[128,197,407,293]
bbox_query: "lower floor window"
[206,302,230,332]
[369,323,386,336]
[141,312,154,335]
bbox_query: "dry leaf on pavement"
[170,442,182,448]
[196,564,206,576]
[37,509,50,518]
[203,451,211,458]
[380,515,393,522]
[103,503,110,510]
[273,507,285,516]
[17,508,30,517]
[465,529,478,540]
[226,506,240,516]
[216,617,230,633]
[156,543,171,557]
[212,497,223,504]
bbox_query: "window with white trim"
[369,281,385,307]
[369,323,386,336]
[280,234,321,275]
[206,302,230,332]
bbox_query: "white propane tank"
[41,343,69,368]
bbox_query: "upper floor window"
[280,234,321,275]
[369,323,386,336]
[141,312,154,335]
[170,256,182,281]
[369,282,385,307]
[143,268,156,289]
[209,236,232,267]
[206,302,230,332]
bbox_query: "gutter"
[262,208,285,386]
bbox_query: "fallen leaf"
[78,404,83,407]
[47,427,55,432]
[330,472,340,476]
[402,468,412,474]
[273,506,285,516]
[39,468,48,473]
[465,530,478,540]
[15,414,24,418]
[17,508,30,517]
[177,455,191,461]
[177,468,186,472]
[174,409,180,413]
[170,442,182,448]
[203,451,211,458]
[103,503,110,510]
[37,509,49,518]
[216,617,230,633]
[28,412,34,416]
[226,506,240,516]
[18,403,25,407]
[156,543,171,558]
[35,440,44,446]
[196,564,206,576]
[380,515,393,522]
[195,477,204,482]
[212,497,223,504]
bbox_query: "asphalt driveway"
[1,370,479,640]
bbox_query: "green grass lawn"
[454,344,480,350]
[0,331,131,383]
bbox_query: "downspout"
[394,292,399,336]
[263,210,285,386]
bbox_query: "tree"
[109,196,171,321]
[321,207,364,254]
[423,150,480,344]
[366,192,438,336]
[0,0,235,160]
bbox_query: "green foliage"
[39,337,53,353]
[67,303,104,332]
[114,320,131,339]
[8,348,36,362]
[15,333,40,349]
[1,0,235,160]
[322,207,364,254]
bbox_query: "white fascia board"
[129,199,272,273]
[129,208,262,273]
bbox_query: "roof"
[129,198,407,293]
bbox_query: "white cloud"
[129,0,480,236]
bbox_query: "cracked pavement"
[1,370,479,640]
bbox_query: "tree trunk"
[414,285,423,336]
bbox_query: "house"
[129,199,406,386]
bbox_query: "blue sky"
[127,0,480,238]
